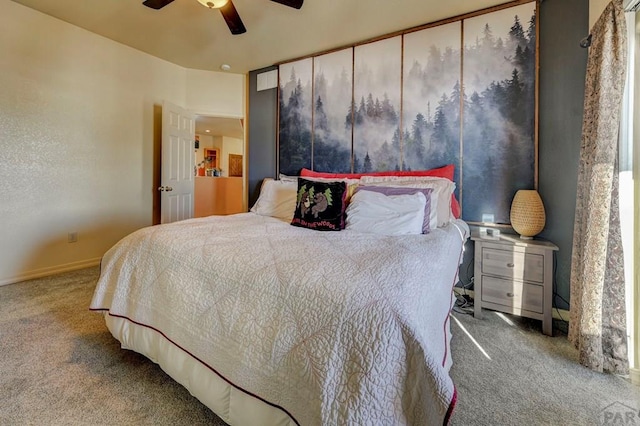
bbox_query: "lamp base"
[519,235,534,240]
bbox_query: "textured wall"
[0,0,243,284]
[186,68,244,118]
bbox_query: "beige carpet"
[0,267,225,426]
[1,266,638,425]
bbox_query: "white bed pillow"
[345,190,426,235]
[250,178,298,221]
[359,175,455,227]
[279,174,359,187]
[355,185,437,233]
[278,173,298,183]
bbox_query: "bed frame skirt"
[104,314,297,426]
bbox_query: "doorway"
[152,110,246,225]
[193,115,246,217]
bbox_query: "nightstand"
[472,231,558,336]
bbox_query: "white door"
[160,101,195,223]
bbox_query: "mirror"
[194,115,245,216]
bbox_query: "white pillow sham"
[359,175,455,227]
[250,178,297,221]
[279,174,359,184]
[345,190,426,235]
[355,185,437,233]
[278,173,298,183]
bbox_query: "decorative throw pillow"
[356,185,434,233]
[298,176,360,205]
[290,178,348,231]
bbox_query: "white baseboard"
[454,288,570,322]
[0,258,101,286]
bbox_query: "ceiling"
[196,115,244,138]
[10,0,509,75]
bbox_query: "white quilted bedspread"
[91,213,468,425]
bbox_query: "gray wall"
[537,0,588,310]
[247,0,589,310]
[248,66,278,208]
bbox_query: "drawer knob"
[506,263,515,268]
[506,292,515,297]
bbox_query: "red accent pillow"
[300,164,461,219]
[300,164,454,180]
[451,196,461,219]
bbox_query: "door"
[160,101,195,223]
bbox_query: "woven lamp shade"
[510,190,546,239]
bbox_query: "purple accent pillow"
[355,185,434,233]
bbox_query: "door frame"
[153,111,246,225]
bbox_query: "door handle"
[158,186,165,192]
[158,186,174,192]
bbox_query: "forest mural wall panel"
[353,36,402,173]
[313,49,353,173]
[278,1,537,224]
[279,59,313,176]
[462,2,536,223]
[402,22,462,199]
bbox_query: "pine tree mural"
[277,4,536,222]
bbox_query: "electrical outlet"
[68,232,78,243]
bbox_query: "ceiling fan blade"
[270,0,303,9]
[220,1,246,35]
[142,0,176,10]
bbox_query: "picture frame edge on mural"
[276,0,538,226]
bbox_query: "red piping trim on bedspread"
[89,309,301,426]
[442,241,466,368]
[443,386,457,425]
[440,238,464,425]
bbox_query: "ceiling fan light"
[196,0,229,9]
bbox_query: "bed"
[90,170,469,426]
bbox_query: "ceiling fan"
[142,0,304,35]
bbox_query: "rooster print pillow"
[290,178,348,231]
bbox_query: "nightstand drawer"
[480,276,544,314]
[481,247,544,283]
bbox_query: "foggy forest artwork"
[462,2,536,223]
[352,37,402,174]
[313,49,353,173]
[279,58,313,176]
[278,2,537,223]
[403,22,462,198]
